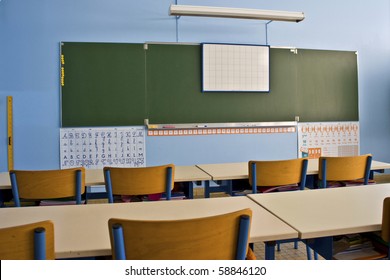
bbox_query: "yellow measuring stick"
[7,96,14,170]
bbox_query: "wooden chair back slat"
[11,167,85,200]
[108,208,252,260]
[318,155,371,181]
[249,158,307,187]
[104,164,175,196]
[0,220,55,260]
[382,197,390,243]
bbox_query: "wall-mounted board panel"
[61,43,358,127]
[61,42,146,126]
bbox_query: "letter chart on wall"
[60,126,146,169]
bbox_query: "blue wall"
[1,0,389,170]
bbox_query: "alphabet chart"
[298,122,359,159]
[60,126,146,169]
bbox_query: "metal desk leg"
[204,180,210,198]
[305,237,333,260]
[264,241,276,260]
[226,180,233,196]
[187,182,194,199]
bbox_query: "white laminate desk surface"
[197,160,390,180]
[0,196,297,259]
[197,162,248,180]
[248,183,390,240]
[174,165,212,182]
[0,172,10,190]
[0,165,212,190]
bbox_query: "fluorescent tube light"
[169,5,304,22]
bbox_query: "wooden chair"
[333,197,390,260]
[318,154,372,188]
[248,158,308,193]
[0,220,55,260]
[360,197,390,260]
[108,208,252,260]
[359,196,390,260]
[248,158,314,258]
[104,164,175,203]
[380,197,390,259]
[9,167,86,207]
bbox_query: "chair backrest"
[108,208,251,260]
[382,197,390,244]
[10,167,86,207]
[0,220,55,260]
[104,164,175,203]
[318,154,372,188]
[248,158,308,193]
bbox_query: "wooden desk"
[197,162,248,181]
[83,165,212,186]
[248,183,390,259]
[83,165,212,199]
[197,160,390,197]
[197,160,390,180]
[0,165,212,199]
[0,196,298,259]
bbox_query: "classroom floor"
[253,241,323,260]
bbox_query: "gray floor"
[253,241,324,260]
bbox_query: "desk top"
[0,196,297,259]
[0,165,212,190]
[197,160,390,180]
[248,183,390,239]
[306,159,390,175]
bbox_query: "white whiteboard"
[60,126,146,169]
[202,43,269,92]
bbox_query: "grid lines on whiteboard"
[60,127,146,169]
[202,44,269,92]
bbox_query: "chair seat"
[342,179,376,186]
[116,192,186,203]
[118,194,161,202]
[257,184,299,193]
[323,179,376,188]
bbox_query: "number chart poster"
[298,122,359,159]
[60,127,146,169]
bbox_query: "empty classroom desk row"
[1,158,390,202]
[0,196,297,260]
[1,184,390,259]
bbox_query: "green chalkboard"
[61,43,358,126]
[61,42,146,126]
